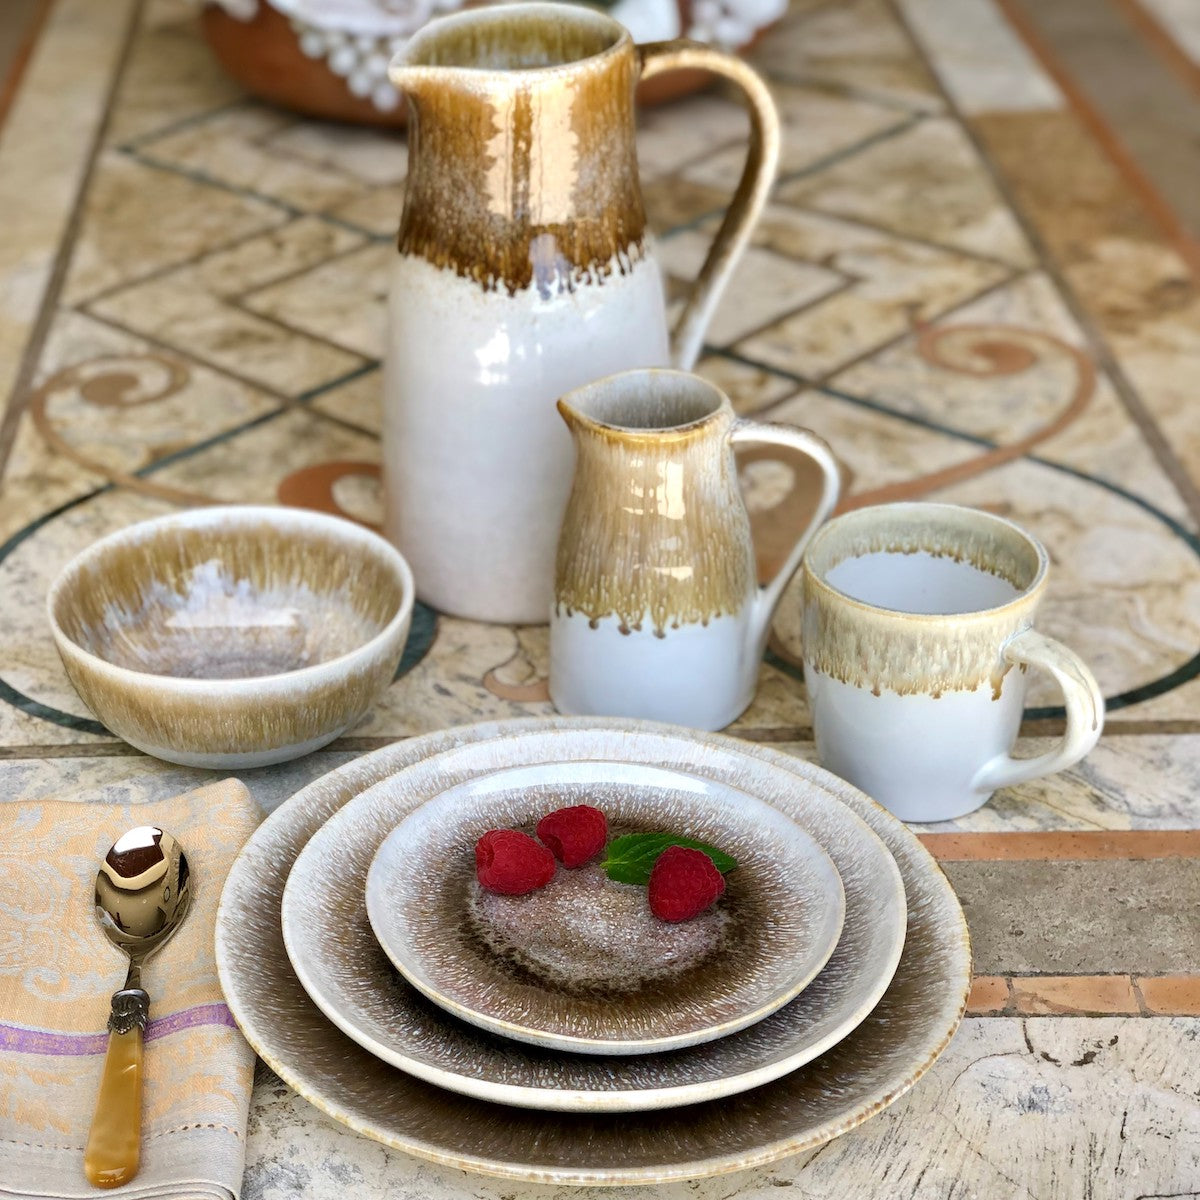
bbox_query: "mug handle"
[729,420,840,655]
[637,42,780,371]
[972,628,1105,793]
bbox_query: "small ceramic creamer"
[385,3,780,623]
[800,502,1105,823]
[550,369,839,730]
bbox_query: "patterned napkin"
[0,779,261,1199]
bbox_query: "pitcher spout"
[557,370,732,442]
[388,2,627,98]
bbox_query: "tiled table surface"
[2,0,1199,1196]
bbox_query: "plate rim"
[361,759,847,1055]
[216,717,970,1184]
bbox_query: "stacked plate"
[215,718,971,1186]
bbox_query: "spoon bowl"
[95,826,191,964]
[85,826,191,1188]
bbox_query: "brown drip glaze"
[555,377,755,635]
[800,504,1049,697]
[393,8,647,295]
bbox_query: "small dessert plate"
[363,761,845,1056]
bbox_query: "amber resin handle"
[637,41,780,370]
[84,990,147,1188]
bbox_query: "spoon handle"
[84,988,148,1188]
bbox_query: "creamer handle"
[729,421,840,655]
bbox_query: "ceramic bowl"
[46,506,414,768]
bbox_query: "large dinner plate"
[216,718,970,1186]
[284,743,899,1110]
[360,760,846,1055]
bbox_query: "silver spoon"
[85,826,191,1189]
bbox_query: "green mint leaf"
[601,834,737,886]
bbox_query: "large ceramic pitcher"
[385,3,780,623]
[549,369,840,730]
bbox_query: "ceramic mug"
[800,502,1104,823]
[550,369,840,730]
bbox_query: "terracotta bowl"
[201,4,723,127]
[47,506,414,768]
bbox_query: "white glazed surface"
[807,670,1029,823]
[384,252,670,624]
[549,610,757,729]
[814,550,1029,822]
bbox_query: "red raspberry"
[536,804,608,868]
[475,829,556,895]
[648,845,726,922]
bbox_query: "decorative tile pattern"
[2,0,1200,1193]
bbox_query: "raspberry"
[647,845,726,922]
[475,829,556,895]
[536,804,608,868]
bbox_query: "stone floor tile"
[656,231,844,345]
[923,830,1200,860]
[695,353,800,414]
[240,242,390,359]
[62,151,287,304]
[308,366,384,435]
[88,268,367,396]
[966,975,1012,1014]
[944,858,1200,976]
[749,0,945,113]
[107,18,244,146]
[636,93,749,180]
[193,216,367,298]
[777,117,1035,267]
[260,121,408,188]
[683,83,910,184]
[134,103,365,213]
[641,176,731,234]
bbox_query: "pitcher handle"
[729,420,840,655]
[972,629,1105,793]
[637,42,780,371]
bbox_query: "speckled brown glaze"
[555,373,755,634]
[360,763,844,1054]
[801,502,1048,697]
[392,5,645,294]
[215,718,971,1182]
[47,507,414,767]
[273,733,905,1113]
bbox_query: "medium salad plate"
[281,741,902,1110]
[216,719,969,1184]
[362,760,845,1055]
